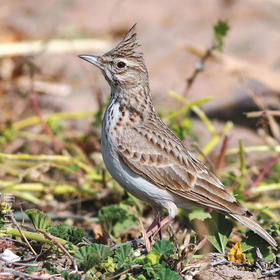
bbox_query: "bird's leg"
[146,207,163,238]
[146,215,172,239]
[146,214,161,233]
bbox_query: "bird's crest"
[104,24,142,59]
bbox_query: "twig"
[185,44,280,92]
[238,140,246,193]
[10,213,37,256]
[251,183,280,194]
[0,38,112,57]
[13,110,95,131]
[211,258,227,266]
[17,77,72,96]
[226,144,280,155]
[215,135,230,175]
[245,201,280,211]
[247,110,280,118]
[29,86,64,153]
[193,237,208,254]
[183,231,191,248]
[245,153,280,197]
[138,218,151,252]
[37,229,78,272]
[0,153,102,181]
[4,262,39,267]
[248,90,280,143]
[184,45,215,97]
[111,238,144,250]
[13,211,99,223]
[0,237,28,248]
[188,237,208,260]
[3,268,50,280]
[107,264,142,280]
[3,227,78,250]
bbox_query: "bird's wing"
[116,118,249,216]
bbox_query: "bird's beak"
[79,55,102,69]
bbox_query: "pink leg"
[146,216,172,238]
[146,214,161,233]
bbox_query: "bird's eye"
[117,61,126,68]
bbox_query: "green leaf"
[146,250,161,265]
[90,243,113,260]
[25,209,52,230]
[156,267,183,280]
[144,262,183,280]
[98,204,137,237]
[240,241,254,253]
[122,193,142,216]
[188,207,212,221]
[42,262,58,274]
[214,20,230,37]
[99,256,116,273]
[143,262,160,278]
[25,265,40,274]
[269,221,280,236]
[136,275,147,280]
[218,231,229,254]
[46,119,63,136]
[213,20,230,51]
[242,231,274,262]
[61,270,81,280]
[114,244,132,267]
[207,234,223,253]
[152,240,174,258]
[206,213,233,254]
[74,243,113,271]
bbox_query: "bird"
[79,24,277,248]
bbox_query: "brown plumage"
[79,24,277,248]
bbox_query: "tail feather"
[230,214,277,248]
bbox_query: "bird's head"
[79,24,148,89]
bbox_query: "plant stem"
[0,153,102,181]
[245,153,280,197]
[1,228,78,251]
[13,111,95,131]
[238,140,246,193]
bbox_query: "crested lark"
[79,24,277,248]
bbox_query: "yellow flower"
[227,242,246,263]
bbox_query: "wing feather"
[116,119,248,216]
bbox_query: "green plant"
[74,243,113,271]
[206,213,233,254]
[213,20,230,51]
[241,231,274,262]
[98,203,137,237]
[46,223,85,244]
[152,240,175,258]
[114,243,132,268]
[25,209,52,230]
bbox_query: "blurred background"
[1,0,280,149]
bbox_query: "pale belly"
[101,131,175,206]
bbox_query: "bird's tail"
[230,214,277,248]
